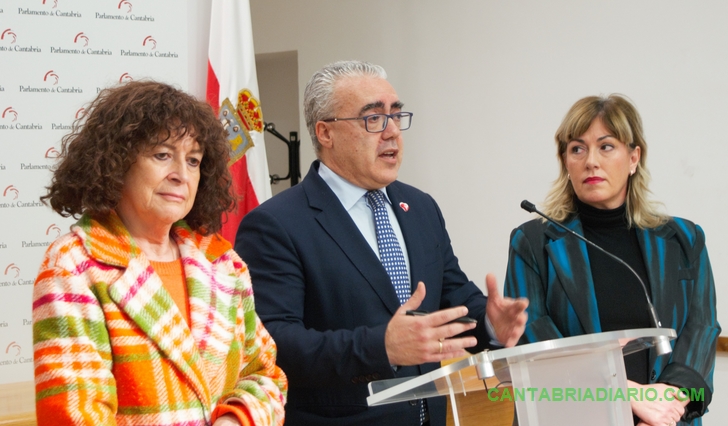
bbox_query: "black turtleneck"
[575,198,652,385]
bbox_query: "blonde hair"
[542,94,667,229]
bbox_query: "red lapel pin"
[399,202,409,212]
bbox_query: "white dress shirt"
[318,162,411,277]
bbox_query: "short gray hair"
[303,60,387,154]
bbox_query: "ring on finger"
[438,339,443,354]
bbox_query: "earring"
[567,174,570,180]
[630,169,635,176]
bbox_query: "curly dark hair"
[41,80,235,234]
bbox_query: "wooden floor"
[441,356,514,426]
[0,381,35,426]
[445,382,514,426]
[0,413,36,426]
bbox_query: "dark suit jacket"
[504,216,720,424]
[235,161,493,426]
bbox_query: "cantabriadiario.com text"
[486,387,703,403]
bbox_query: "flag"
[206,0,271,243]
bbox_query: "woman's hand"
[629,381,688,426]
[212,414,241,426]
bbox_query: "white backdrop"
[0,0,189,389]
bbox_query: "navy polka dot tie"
[366,190,426,424]
[366,190,411,305]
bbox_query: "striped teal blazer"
[504,215,720,424]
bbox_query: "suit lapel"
[544,217,601,334]
[636,224,678,330]
[385,183,434,307]
[303,162,401,314]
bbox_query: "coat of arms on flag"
[219,89,264,166]
[206,0,271,242]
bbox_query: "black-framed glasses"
[321,112,413,133]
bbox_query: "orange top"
[150,259,189,325]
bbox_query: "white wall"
[256,51,300,196]
[710,355,728,423]
[245,0,728,422]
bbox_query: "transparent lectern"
[367,328,676,426]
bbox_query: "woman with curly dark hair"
[33,81,287,426]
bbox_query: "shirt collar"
[318,162,391,210]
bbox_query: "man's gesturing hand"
[385,282,478,366]
[485,273,528,347]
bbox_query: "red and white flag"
[206,0,271,243]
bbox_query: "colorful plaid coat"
[33,213,287,426]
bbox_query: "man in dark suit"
[235,60,528,426]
